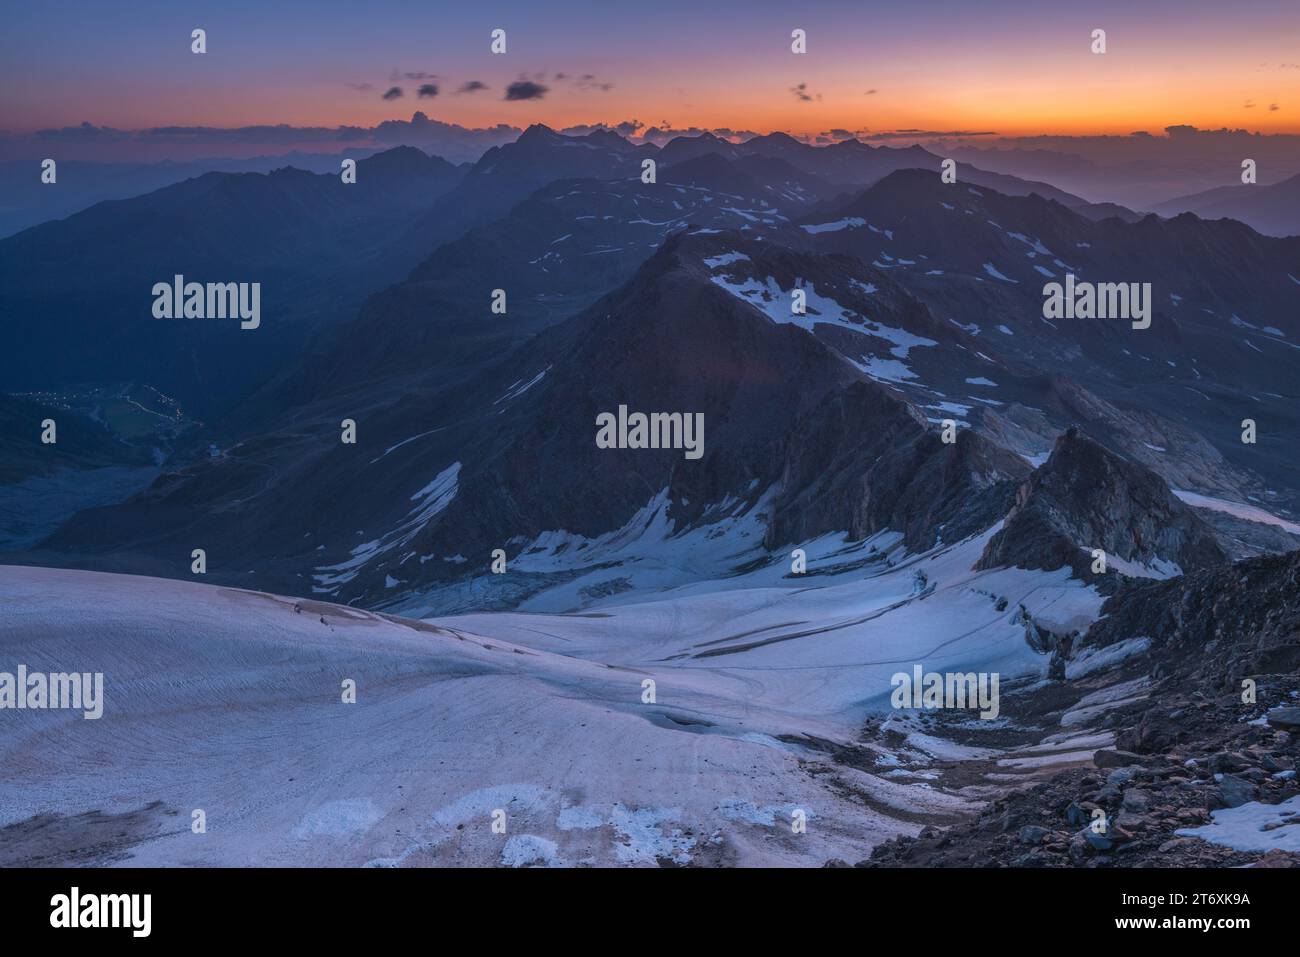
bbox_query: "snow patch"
[801,217,867,234]
[1177,796,1300,853]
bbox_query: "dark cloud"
[1269,103,1280,111]
[456,80,488,94]
[417,84,438,98]
[639,125,708,143]
[394,71,436,81]
[44,113,511,150]
[857,129,997,140]
[33,121,128,142]
[136,124,366,144]
[818,128,873,143]
[790,82,820,102]
[636,125,757,144]
[347,82,373,92]
[6,114,519,164]
[558,119,644,137]
[865,89,878,95]
[979,126,1300,164]
[381,86,403,101]
[574,74,614,92]
[16,119,971,154]
[504,80,548,101]
[710,127,759,141]
[367,111,516,144]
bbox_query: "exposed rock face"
[1084,549,1300,711]
[863,753,1298,868]
[767,382,1028,550]
[864,548,1300,869]
[377,233,1033,594]
[976,427,1227,580]
[971,373,1255,506]
[417,232,868,558]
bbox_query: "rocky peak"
[517,123,560,143]
[976,426,1227,580]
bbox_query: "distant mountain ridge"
[10,124,1300,615]
[1153,173,1300,238]
[0,146,465,418]
[976,427,1227,581]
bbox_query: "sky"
[2,0,1298,160]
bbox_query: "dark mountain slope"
[0,393,151,484]
[1153,173,1300,238]
[0,147,464,418]
[977,427,1227,580]
[258,155,832,409]
[795,168,1300,506]
[392,124,657,262]
[22,141,1299,613]
[767,382,1028,549]
[661,131,1098,209]
[40,230,1030,606]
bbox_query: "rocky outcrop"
[864,548,1300,869]
[1085,548,1300,750]
[976,427,1227,580]
[767,382,1028,550]
[863,747,1298,868]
